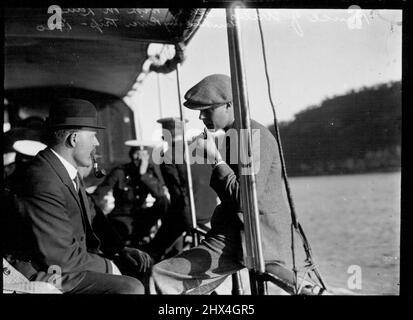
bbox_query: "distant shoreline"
[288,167,401,178]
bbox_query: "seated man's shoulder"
[26,156,53,178]
[24,157,64,192]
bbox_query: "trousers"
[108,195,169,245]
[151,229,245,294]
[151,229,319,295]
[68,271,144,294]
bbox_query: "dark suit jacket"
[160,142,216,226]
[15,148,114,291]
[209,120,291,266]
[161,162,190,228]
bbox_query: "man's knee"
[151,262,162,279]
[151,262,170,294]
[151,262,169,286]
[117,276,145,294]
[68,272,145,294]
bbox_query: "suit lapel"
[76,175,101,248]
[77,176,92,224]
[39,148,101,249]
[39,149,91,223]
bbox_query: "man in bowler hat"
[9,98,151,293]
[151,74,326,295]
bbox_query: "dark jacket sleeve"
[139,164,165,198]
[93,167,122,201]
[161,164,190,221]
[210,129,275,215]
[21,176,112,275]
[90,197,125,258]
[152,163,165,186]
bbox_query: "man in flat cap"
[7,98,151,294]
[151,74,325,295]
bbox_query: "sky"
[124,8,402,142]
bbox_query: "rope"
[256,9,327,293]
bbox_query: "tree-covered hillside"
[269,81,401,176]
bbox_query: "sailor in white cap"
[93,139,169,248]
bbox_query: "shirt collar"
[224,120,236,132]
[50,148,78,181]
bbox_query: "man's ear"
[67,132,77,148]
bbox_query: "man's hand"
[101,191,115,215]
[142,194,156,208]
[121,247,153,273]
[194,128,223,165]
[162,185,170,202]
[138,150,150,175]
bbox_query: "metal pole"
[175,63,199,247]
[226,6,266,294]
[157,73,164,118]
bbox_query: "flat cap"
[183,74,232,110]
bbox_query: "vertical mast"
[226,6,266,294]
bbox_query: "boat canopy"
[4,8,210,168]
[5,8,210,97]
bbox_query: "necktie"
[73,174,101,249]
[74,175,90,228]
[73,175,80,192]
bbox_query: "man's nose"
[94,136,100,147]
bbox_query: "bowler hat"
[183,74,232,110]
[46,98,105,129]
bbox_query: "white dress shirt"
[50,149,78,190]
